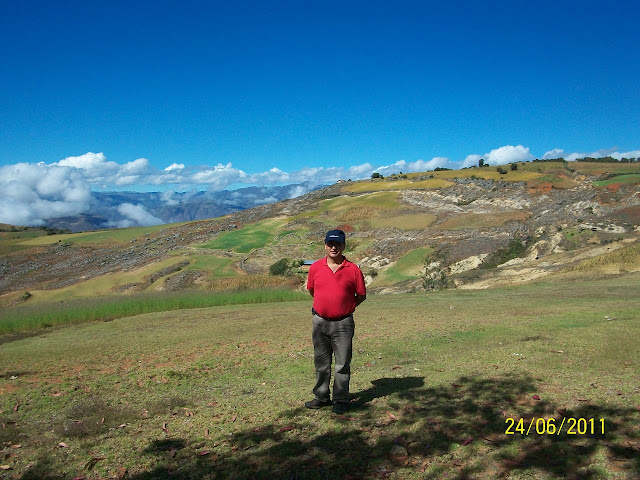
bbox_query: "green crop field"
[375,247,432,286]
[198,219,286,253]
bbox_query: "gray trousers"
[311,313,355,404]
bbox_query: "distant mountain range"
[44,182,321,232]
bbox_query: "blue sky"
[1,0,639,224]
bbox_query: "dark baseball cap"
[324,229,346,243]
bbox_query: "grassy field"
[19,224,180,247]
[1,273,638,479]
[376,247,432,286]
[198,219,286,253]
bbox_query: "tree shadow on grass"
[19,373,640,479]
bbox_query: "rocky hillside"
[1,160,639,303]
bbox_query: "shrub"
[480,238,531,269]
[269,258,291,276]
[422,252,451,291]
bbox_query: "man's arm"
[308,288,314,298]
[355,294,366,306]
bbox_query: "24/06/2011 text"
[505,417,605,436]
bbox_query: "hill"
[1,160,639,307]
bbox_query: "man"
[305,229,367,414]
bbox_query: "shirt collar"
[321,256,351,268]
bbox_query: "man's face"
[325,241,345,259]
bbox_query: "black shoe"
[305,399,332,409]
[332,402,349,414]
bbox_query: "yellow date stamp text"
[505,417,605,436]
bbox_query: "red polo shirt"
[306,256,366,319]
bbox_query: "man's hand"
[355,294,366,306]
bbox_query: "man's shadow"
[350,376,425,409]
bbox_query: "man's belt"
[311,308,353,321]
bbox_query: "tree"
[478,158,485,168]
[510,163,518,171]
[371,172,382,179]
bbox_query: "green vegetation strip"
[0,289,308,335]
[592,173,640,187]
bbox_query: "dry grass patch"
[566,239,640,273]
[439,211,530,229]
[343,178,453,193]
[368,213,437,230]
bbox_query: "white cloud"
[460,145,534,168]
[56,152,117,171]
[372,157,451,177]
[461,154,483,168]
[160,190,180,206]
[0,163,91,226]
[54,152,155,188]
[190,163,250,190]
[541,148,566,159]
[113,203,164,228]
[544,147,640,161]
[485,145,534,165]
[165,163,185,171]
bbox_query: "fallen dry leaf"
[462,437,473,446]
[386,411,398,421]
[161,423,169,433]
[279,426,295,432]
[198,450,211,456]
[532,395,541,400]
[58,442,69,448]
[392,366,401,370]
[0,465,12,471]
[231,415,237,422]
